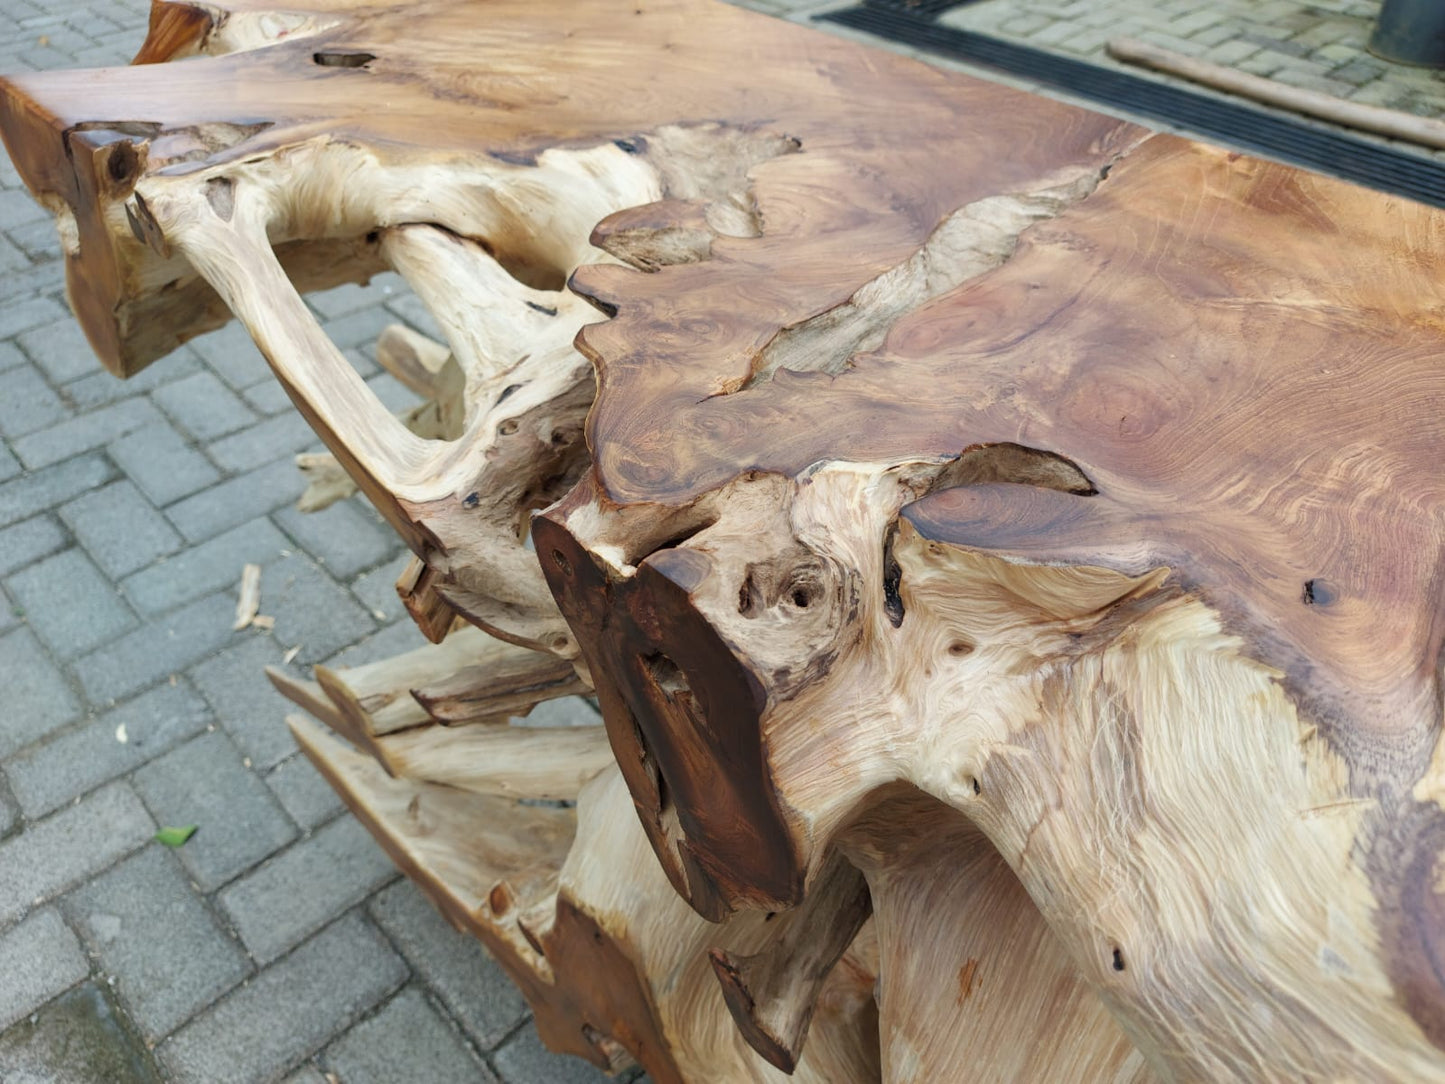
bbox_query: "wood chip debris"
[233,563,262,630]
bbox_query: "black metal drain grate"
[822,4,1445,209]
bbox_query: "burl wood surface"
[5,0,1445,1079]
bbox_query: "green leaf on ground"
[154,825,198,847]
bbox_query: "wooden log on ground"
[6,0,1445,1080]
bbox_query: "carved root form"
[9,0,1445,1080]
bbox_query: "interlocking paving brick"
[0,983,164,1084]
[76,590,238,705]
[274,498,400,579]
[63,846,250,1040]
[494,1025,616,1084]
[158,913,407,1084]
[121,516,288,617]
[384,291,445,341]
[207,412,320,474]
[219,814,395,964]
[348,553,412,624]
[186,322,271,390]
[6,548,137,659]
[152,371,258,442]
[0,364,67,438]
[0,514,65,578]
[5,218,64,263]
[306,274,404,320]
[107,420,221,507]
[265,753,344,832]
[260,553,376,664]
[281,1066,328,1084]
[0,294,66,341]
[60,480,182,578]
[0,340,25,373]
[7,681,211,819]
[63,352,199,411]
[0,453,115,529]
[240,378,293,416]
[12,396,161,471]
[0,909,88,1030]
[0,188,47,231]
[0,627,80,758]
[322,616,424,670]
[369,880,528,1050]
[165,458,308,543]
[189,634,304,770]
[0,781,154,928]
[18,318,102,385]
[365,370,420,414]
[318,306,397,352]
[519,695,603,729]
[325,988,495,1084]
[131,731,296,893]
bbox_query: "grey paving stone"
[0,294,66,341]
[131,731,296,893]
[274,498,399,580]
[12,396,160,471]
[153,371,258,441]
[0,453,115,529]
[166,458,308,543]
[63,846,250,1040]
[0,340,25,372]
[322,617,425,670]
[494,1025,615,1084]
[0,364,67,438]
[261,553,376,664]
[325,988,495,1084]
[60,480,182,578]
[0,627,80,757]
[240,378,293,416]
[318,306,396,353]
[265,753,343,832]
[63,352,199,411]
[76,591,238,705]
[349,554,412,624]
[187,322,271,390]
[0,981,164,1084]
[7,681,211,818]
[281,1066,328,1084]
[0,187,47,231]
[0,909,88,1030]
[0,444,17,487]
[107,420,221,507]
[122,516,289,617]
[342,345,380,380]
[306,274,403,320]
[0,781,154,928]
[17,318,102,385]
[384,291,444,340]
[365,371,420,414]
[189,634,304,770]
[517,695,602,729]
[369,880,528,1050]
[219,814,395,964]
[6,216,63,263]
[158,913,407,1084]
[207,412,320,474]
[0,514,65,578]
[6,548,137,659]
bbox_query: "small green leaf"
[155,825,198,847]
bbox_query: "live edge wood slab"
[4,0,1445,1079]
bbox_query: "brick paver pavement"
[0,0,1437,1079]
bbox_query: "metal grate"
[822,4,1445,209]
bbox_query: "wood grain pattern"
[7,0,1445,1077]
